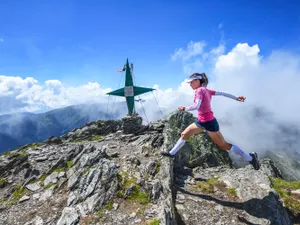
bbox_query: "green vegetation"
[83,166,91,175]
[116,172,150,205]
[96,209,104,218]
[270,177,300,214]
[1,142,44,157]
[147,218,160,225]
[90,135,102,141]
[97,120,105,125]
[8,184,28,205]
[74,135,102,143]
[66,160,73,168]
[154,161,161,175]
[226,187,238,198]
[0,177,8,188]
[0,197,6,203]
[192,177,220,194]
[95,200,114,220]
[53,167,65,173]
[2,150,17,157]
[103,200,113,210]
[27,143,44,149]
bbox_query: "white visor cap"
[186,75,203,83]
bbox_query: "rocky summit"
[0,111,299,225]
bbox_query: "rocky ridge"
[0,111,299,225]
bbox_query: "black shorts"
[195,117,219,132]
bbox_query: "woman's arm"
[209,89,246,102]
[183,98,202,111]
[215,91,238,100]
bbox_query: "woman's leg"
[207,130,260,170]
[207,130,252,160]
[161,123,204,157]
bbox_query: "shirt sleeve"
[207,88,216,96]
[185,88,202,111]
[214,91,238,100]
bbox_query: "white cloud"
[170,40,226,75]
[171,41,206,61]
[168,40,300,162]
[0,76,113,114]
[218,23,223,29]
[215,43,260,70]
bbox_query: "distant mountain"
[0,103,128,154]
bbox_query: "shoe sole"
[250,152,260,170]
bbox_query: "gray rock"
[26,182,41,192]
[43,172,58,187]
[267,150,300,181]
[0,110,296,225]
[56,207,79,225]
[19,195,30,202]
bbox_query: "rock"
[175,159,292,225]
[0,110,297,225]
[43,172,58,187]
[122,115,143,134]
[26,182,41,192]
[266,150,300,181]
[56,207,80,225]
[35,156,48,162]
[19,195,30,202]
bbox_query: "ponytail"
[200,73,208,87]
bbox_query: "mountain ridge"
[0,111,299,224]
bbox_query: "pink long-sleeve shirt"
[185,87,237,122]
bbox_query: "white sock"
[229,144,252,161]
[169,138,186,155]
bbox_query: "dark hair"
[190,73,208,87]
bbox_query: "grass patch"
[154,161,161,175]
[0,177,8,188]
[192,177,220,194]
[8,184,28,205]
[26,143,44,149]
[2,150,18,157]
[147,218,160,225]
[226,187,238,198]
[53,167,65,173]
[90,135,102,141]
[116,172,150,205]
[66,160,73,168]
[103,200,113,210]
[97,120,105,125]
[74,139,86,143]
[0,197,6,203]
[270,177,300,215]
[83,166,91,175]
[96,209,104,218]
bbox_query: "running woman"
[160,73,260,170]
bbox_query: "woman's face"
[189,79,200,89]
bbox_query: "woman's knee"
[217,142,231,150]
[181,131,189,140]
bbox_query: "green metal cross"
[106,58,155,116]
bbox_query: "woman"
[160,73,260,170]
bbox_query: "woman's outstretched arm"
[209,89,246,102]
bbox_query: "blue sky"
[1,0,299,91]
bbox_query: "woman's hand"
[178,106,185,111]
[237,96,246,102]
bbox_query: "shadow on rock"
[176,187,296,225]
